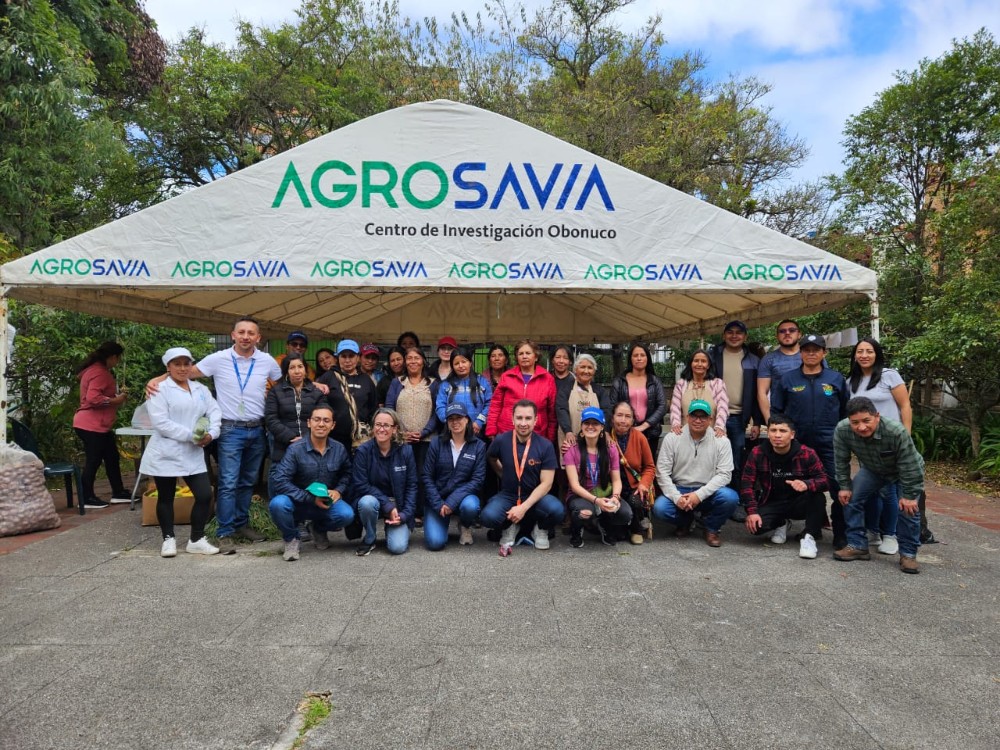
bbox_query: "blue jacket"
[708,343,763,430]
[350,439,418,527]
[435,375,493,428]
[423,436,487,513]
[272,437,352,505]
[770,366,849,446]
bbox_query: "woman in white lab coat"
[140,347,222,558]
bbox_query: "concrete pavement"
[1,489,998,749]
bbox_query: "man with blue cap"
[653,399,739,547]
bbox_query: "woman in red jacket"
[485,339,557,442]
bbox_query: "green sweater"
[834,417,924,499]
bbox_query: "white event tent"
[0,100,878,438]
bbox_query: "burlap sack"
[0,444,62,537]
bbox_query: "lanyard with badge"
[232,354,255,418]
[511,430,532,505]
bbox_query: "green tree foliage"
[836,29,1000,453]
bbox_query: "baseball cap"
[162,347,194,366]
[445,403,469,419]
[800,334,827,349]
[688,399,712,415]
[305,482,328,498]
[286,331,308,345]
[335,339,359,355]
[580,406,605,425]
[437,336,458,349]
[360,343,379,357]
[723,320,747,333]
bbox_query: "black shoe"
[109,492,133,504]
[355,541,376,557]
[920,529,938,544]
[83,497,109,509]
[217,536,237,555]
[570,530,584,548]
[598,526,617,546]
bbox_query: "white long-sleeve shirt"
[140,378,221,477]
[655,427,733,501]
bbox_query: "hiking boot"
[217,536,236,555]
[186,537,219,555]
[532,526,550,550]
[703,530,722,547]
[630,533,644,545]
[160,537,177,558]
[833,545,871,561]
[313,528,330,550]
[798,533,818,559]
[459,526,474,546]
[899,555,920,574]
[878,534,898,555]
[235,525,265,542]
[770,521,789,545]
[282,538,300,561]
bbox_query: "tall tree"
[836,29,1000,452]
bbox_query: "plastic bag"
[131,402,153,429]
[0,444,61,537]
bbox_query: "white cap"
[162,347,194,366]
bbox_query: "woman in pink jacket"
[670,348,729,437]
[486,339,558,442]
[72,341,131,508]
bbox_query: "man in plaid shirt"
[833,396,925,574]
[741,414,828,559]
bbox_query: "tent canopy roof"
[1,100,876,344]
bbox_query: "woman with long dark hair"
[486,344,510,390]
[314,348,337,378]
[264,353,326,492]
[72,341,130,508]
[377,346,407,407]
[848,337,920,552]
[670,348,729,438]
[563,407,627,548]
[435,346,493,435]
[609,343,667,455]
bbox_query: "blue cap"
[580,406,605,425]
[445,403,469,419]
[335,339,359,355]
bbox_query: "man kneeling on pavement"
[653,399,739,547]
[833,396,924,574]
[741,414,828,559]
[269,404,355,561]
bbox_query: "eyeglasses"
[373,423,395,431]
[688,414,710,421]
[310,417,333,424]
[288,341,306,349]
[777,327,798,334]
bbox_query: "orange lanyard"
[512,430,532,505]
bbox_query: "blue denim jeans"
[216,424,267,538]
[865,482,899,536]
[423,495,481,551]
[725,415,747,490]
[652,485,739,533]
[357,495,411,554]
[268,494,355,542]
[844,467,920,557]
[479,492,564,532]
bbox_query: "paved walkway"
[1,474,998,749]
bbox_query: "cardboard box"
[141,487,214,526]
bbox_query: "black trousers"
[154,474,213,542]
[74,427,126,499]
[752,491,826,539]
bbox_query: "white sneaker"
[160,537,177,558]
[186,537,219,555]
[799,533,818,559]
[532,526,550,550]
[867,529,883,546]
[878,534,898,555]
[770,521,789,545]
[459,526,473,545]
[499,523,519,549]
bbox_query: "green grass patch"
[292,691,333,748]
[206,495,281,542]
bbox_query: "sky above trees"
[144,0,1000,183]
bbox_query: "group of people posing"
[72,315,933,574]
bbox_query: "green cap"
[305,482,329,498]
[688,399,712,415]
